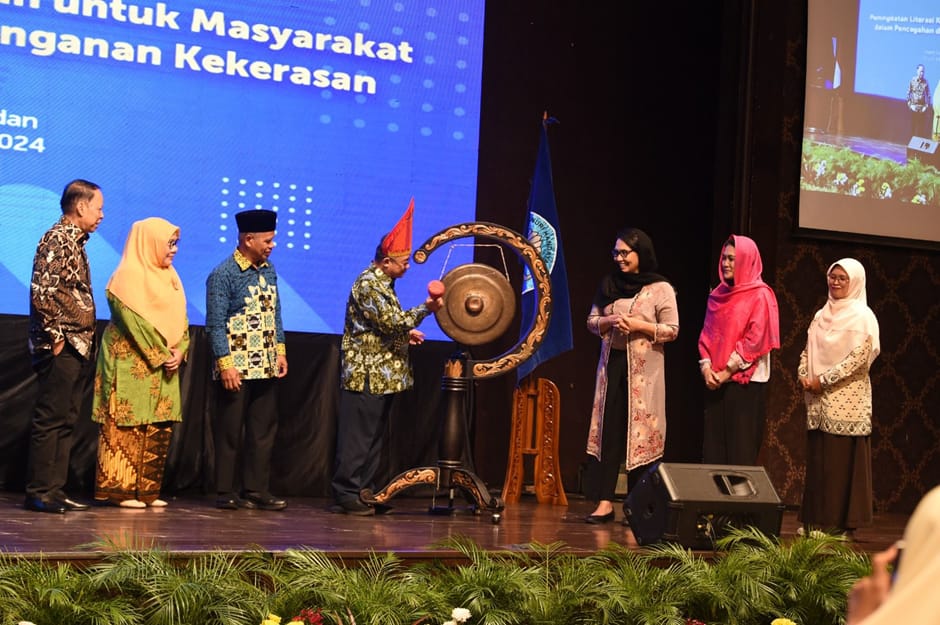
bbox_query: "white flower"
[18,622,38,625]
[451,607,472,623]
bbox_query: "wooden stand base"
[501,377,567,505]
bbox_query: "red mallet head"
[428,279,446,298]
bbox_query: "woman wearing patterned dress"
[582,227,679,524]
[798,258,880,534]
[91,218,188,508]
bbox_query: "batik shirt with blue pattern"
[205,249,285,380]
[341,263,430,395]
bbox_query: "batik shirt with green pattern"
[341,263,431,395]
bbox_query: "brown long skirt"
[799,429,873,531]
[95,419,173,505]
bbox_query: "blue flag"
[517,115,573,381]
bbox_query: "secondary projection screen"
[799,0,940,247]
[0,1,485,338]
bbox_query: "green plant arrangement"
[0,528,871,625]
[801,139,940,205]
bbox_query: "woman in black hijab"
[582,227,679,524]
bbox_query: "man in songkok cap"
[330,198,443,515]
[206,209,288,511]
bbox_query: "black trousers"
[581,349,653,501]
[702,380,767,466]
[26,344,92,499]
[331,383,394,506]
[213,378,279,496]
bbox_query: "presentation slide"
[856,0,940,99]
[799,0,940,246]
[0,0,485,338]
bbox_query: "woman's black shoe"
[584,511,615,524]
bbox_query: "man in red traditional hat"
[206,209,289,511]
[330,199,444,515]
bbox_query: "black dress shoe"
[56,497,90,511]
[584,511,615,524]
[340,501,375,516]
[373,502,393,515]
[50,490,90,511]
[237,497,257,510]
[24,496,66,514]
[242,491,287,511]
[216,496,240,510]
[332,500,375,516]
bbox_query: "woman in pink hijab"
[698,235,780,465]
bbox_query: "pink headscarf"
[698,235,780,383]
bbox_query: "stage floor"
[0,491,908,564]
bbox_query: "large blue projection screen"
[0,1,484,338]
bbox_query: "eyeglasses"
[827,273,849,284]
[611,248,634,259]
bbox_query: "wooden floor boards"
[0,491,907,565]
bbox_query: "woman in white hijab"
[798,258,880,535]
[847,485,940,624]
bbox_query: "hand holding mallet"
[426,279,445,312]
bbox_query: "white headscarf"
[806,258,880,377]
[858,485,940,624]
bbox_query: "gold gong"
[414,222,552,379]
[436,263,516,345]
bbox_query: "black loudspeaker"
[623,462,784,550]
[906,136,940,169]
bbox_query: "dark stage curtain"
[0,314,461,500]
